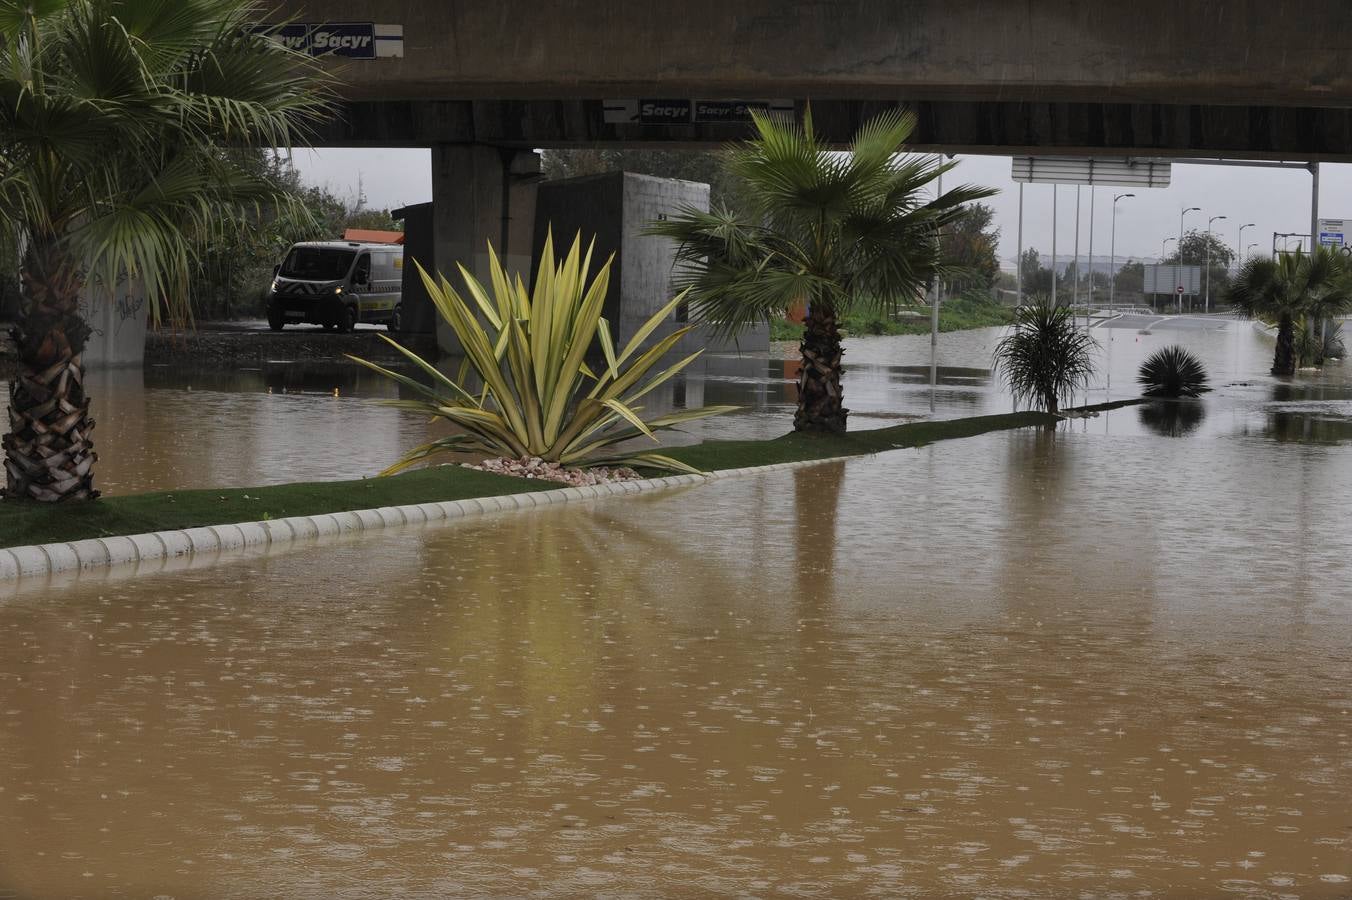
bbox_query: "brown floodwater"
[10,316,1348,496]
[2,407,1351,895]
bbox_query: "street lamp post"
[1205,214,1227,314]
[1236,222,1255,276]
[1108,193,1134,316]
[1179,206,1201,313]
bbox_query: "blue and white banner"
[254,23,404,59]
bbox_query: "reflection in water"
[3,320,1350,495]
[3,436,1351,896]
[1137,400,1207,437]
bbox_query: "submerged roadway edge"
[0,455,860,584]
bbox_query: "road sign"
[1144,265,1201,295]
[1176,285,1185,295]
[1317,217,1347,249]
[603,99,794,125]
[1011,156,1172,188]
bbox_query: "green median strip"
[0,411,1055,549]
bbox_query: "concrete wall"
[392,201,435,334]
[79,275,149,369]
[395,147,539,350]
[532,172,766,357]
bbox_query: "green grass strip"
[0,411,1054,549]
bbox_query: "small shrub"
[1137,345,1209,398]
[992,295,1096,415]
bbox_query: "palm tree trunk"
[1043,386,1059,417]
[1272,313,1296,377]
[794,302,847,434]
[3,241,99,502]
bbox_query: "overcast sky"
[292,148,1349,270]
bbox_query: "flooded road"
[3,400,1352,894]
[2,316,1351,896]
[12,315,1349,494]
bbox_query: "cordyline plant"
[349,231,736,475]
[0,0,329,501]
[992,295,1096,416]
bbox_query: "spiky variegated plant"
[992,295,1096,416]
[0,0,328,501]
[1137,345,1209,398]
[349,232,735,475]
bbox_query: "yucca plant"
[349,231,735,475]
[992,295,1096,415]
[1137,345,1210,398]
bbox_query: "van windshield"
[279,247,356,281]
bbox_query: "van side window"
[354,253,371,284]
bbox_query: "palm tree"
[1228,248,1351,376]
[992,295,1096,416]
[0,0,328,501]
[648,108,994,434]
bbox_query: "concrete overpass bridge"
[269,1,1352,347]
[280,1,1352,158]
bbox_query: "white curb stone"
[182,527,220,554]
[10,546,50,578]
[68,539,110,570]
[209,525,247,552]
[285,517,320,541]
[159,530,193,557]
[43,543,79,573]
[0,550,19,581]
[353,509,384,530]
[262,520,294,545]
[0,454,859,583]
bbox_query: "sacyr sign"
[252,23,404,59]
[604,99,795,125]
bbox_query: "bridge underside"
[314,98,1352,161]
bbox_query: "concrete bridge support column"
[429,143,539,354]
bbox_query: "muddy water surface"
[2,411,1351,895]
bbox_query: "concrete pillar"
[79,273,149,368]
[430,144,538,355]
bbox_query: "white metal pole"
[1051,185,1058,306]
[931,156,942,405]
[1109,204,1117,315]
[1178,206,1201,313]
[1073,185,1082,310]
[1310,162,1321,348]
[1016,183,1024,304]
[1086,186,1095,327]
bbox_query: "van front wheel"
[267,309,285,332]
[339,304,358,334]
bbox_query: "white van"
[266,241,403,332]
